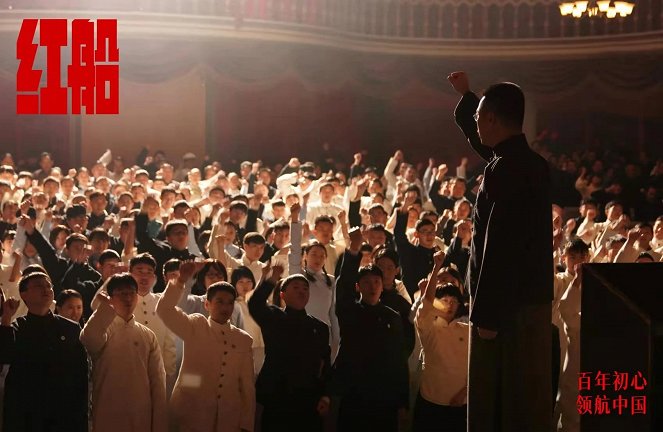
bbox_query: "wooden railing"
[3,0,662,39]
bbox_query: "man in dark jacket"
[324,229,409,432]
[449,71,553,432]
[0,272,88,432]
[248,265,331,432]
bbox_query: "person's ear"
[204,299,211,312]
[279,290,285,302]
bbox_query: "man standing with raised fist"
[447,71,553,432]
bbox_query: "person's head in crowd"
[365,224,388,249]
[239,161,252,179]
[203,165,217,180]
[227,172,241,192]
[590,159,604,175]
[368,178,384,195]
[89,190,108,216]
[142,194,161,220]
[435,266,464,292]
[580,198,599,221]
[171,200,190,220]
[370,192,386,206]
[633,223,653,250]
[403,164,417,183]
[65,233,89,263]
[42,176,59,197]
[187,168,201,185]
[222,221,238,246]
[134,170,150,187]
[88,228,110,255]
[258,167,272,186]
[18,271,54,315]
[368,204,388,226]
[454,198,472,220]
[605,200,624,222]
[38,152,53,173]
[90,162,106,179]
[450,177,467,199]
[0,180,12,198]
[406,202,422,229]
[313,215,335,245]
[129,253,157,296]
[56,289,84,323]
[415,217,437,249]
[420,211,439,225]
[161,163,175,184]
[279,274,310,311]
[60,175,75,196]
[605,178,623,196]
[319,183,335,204]
[474,82,524,147]
[606,235,627,262]
[188,206,202,227]
[270,220,290,249]
[208,186,226,205]
[71,194,87,208]
[1,200,18,223]
[76,167,90,187]
[97,249,121,280]
[0,165,15,184]
[205,282,237,324]
[106,273,138,319]
[130,182,146,203]
[302,240,328,273]
[355,264,383,306]
[151,177,166,192]
[65,204,88,232]
[116,191,134,212]
[163,258,181,283]
[160,187,177,211]
[1,230,15,254]
[16,171,33,190]
[636,252,655,263]
[433,283,465,322]
[243,232,266,262]
[193,260,228,295]
[164,219,189,251]
[94,176,112,194]
[230,266,256,299]
[374,247,400,289]
[22,238,38,259]
[271,200,286,221]
[229,200,248,225]
[562,238,590,275]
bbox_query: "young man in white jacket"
[157,261,255,432]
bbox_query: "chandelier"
[559,1,635,18]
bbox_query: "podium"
[580,263,663,432]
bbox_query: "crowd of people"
[0,108,661,432]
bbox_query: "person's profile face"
[475,97,497,147]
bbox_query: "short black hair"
[129,253,157,271]
[165,219,188,236]
[243,232,266,246]
[98,249,121,266]
[314,215,335,227]
[207,281,237,301]
[89,228,110,243]
[564,238,590,256]
[415,218,435,232]
[373,247,400,267]
[65,233,88,249]
[56,289,83,308]
[229,200,248,213]
[605,200,623,211]
[18,271,51,292]
[195,260,228,288]
[163,258,181,276]
[281,274,309,291]
[230,266,255,288]
[271,220,290,233]
[107,273,138,296]
[481,82,525,129]
[357,264,383,282]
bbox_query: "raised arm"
[288,203,303,272]
[334,228,363,322]
[80,294,117,357]
[156,261,205,341]
[248,264,284,327]
[448,71,494,162]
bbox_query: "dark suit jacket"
[454,92,553,331]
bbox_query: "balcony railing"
[3,0,662,40]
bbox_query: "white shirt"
[80,301,167,432]
[415,299,469,406]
